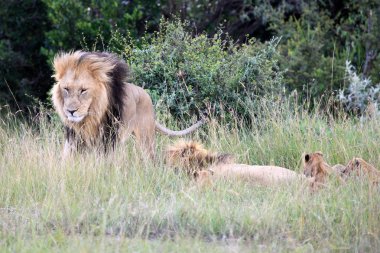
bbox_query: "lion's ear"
[304,154,311,163]
[316,151,323,156]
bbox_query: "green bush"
[0,0,51,109]
[268,4,343,99]
[122,20,283,121]
[268,1,380,101]
[42,0,161,58]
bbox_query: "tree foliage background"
[1,0,379,117]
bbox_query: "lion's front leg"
[62,139,78,159]
[133,128,156,161]
[62,127,78,159]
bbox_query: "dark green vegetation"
[1,0,380,117]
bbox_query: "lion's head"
[165,140,234,177]
[52,51,128,142]
[303,151,329,178]
[342,158,379,179]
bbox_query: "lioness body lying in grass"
[205,163,304,185]
[166,140,308,186]
[303,152,380,186]
[341,157,380,184]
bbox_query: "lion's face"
[341,158,358,177]
[303,152,324,177]
[52,51,111,127]
[166,144,206,170]
[342,158,376,177]
[166,140,235,179]
[59,71,96,123]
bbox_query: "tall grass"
[0,102,379,252]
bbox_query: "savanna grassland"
[0,102,379,252]
[2,1,380,252]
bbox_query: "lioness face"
[303,152,324,177]
[342,158,367,177]
[59,71,96,123]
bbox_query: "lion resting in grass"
[302,152,341,189]
[165,139,234,175]
[52,51,204,158]
[342,157,380,184]
[302,152,379,187]
[166,140,307,186]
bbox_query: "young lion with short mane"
[166,140,308,186]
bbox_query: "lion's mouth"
[67,115,85,123]
[303,170,312,177]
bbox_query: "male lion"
[166,140,307,186]
[165,139,235,177]
[52,51,204,158]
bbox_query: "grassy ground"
[0,103,379,252]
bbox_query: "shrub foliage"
[0,0,51,109]
[125,20,283,120]
[1,0,380,119]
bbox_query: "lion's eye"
[63,88,69,95]
[80,89,88,94]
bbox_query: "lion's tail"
[155,118,206,136]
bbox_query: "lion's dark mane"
[65,52,129,151]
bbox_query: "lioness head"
[303,151,327,177]
[52,51,126,127]
[342,158,360,177]
[342,158,378,177]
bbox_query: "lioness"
[342,157,380,184]
[302,152,336,189]
[303,152,380,186]
[52,51,204,158]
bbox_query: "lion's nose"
[67,109,77,115]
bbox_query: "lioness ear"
[305,154,311,162]
[316,151,323,156]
